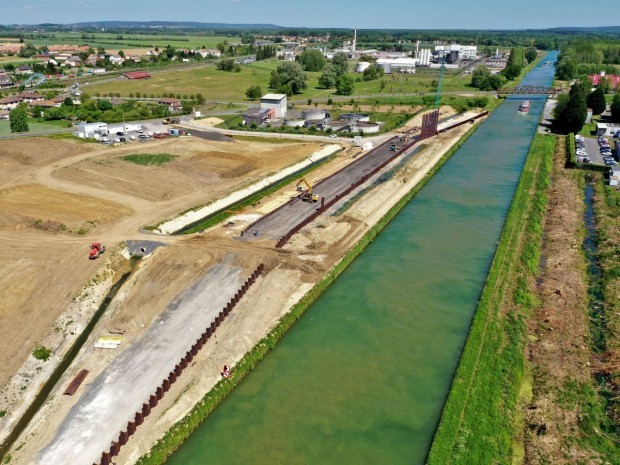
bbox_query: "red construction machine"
[89,242,106,260]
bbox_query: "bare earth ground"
[0,135,321,423]
[3,110,479,464]
[524,138,595,463]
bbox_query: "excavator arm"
[295,177,319,203]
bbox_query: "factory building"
[434,44,478,63]
[260,93,288,118]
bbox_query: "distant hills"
[1,21,618,33]
[67,21,284,30]
[543,26,620,33]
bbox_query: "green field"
[24,33,240,51]
[84,59,477,103]
[0,118,70,135]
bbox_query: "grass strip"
[175,152,339,234]
[427,133,554,465]
[120,153,177,166]
[135,121,481,465]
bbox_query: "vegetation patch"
[32,346,52,362]
[120,153,177,166]
[427,134,553,464]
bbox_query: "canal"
[165,52,558,465]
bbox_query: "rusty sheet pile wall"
[92,263,265,465]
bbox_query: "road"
[36,263,245,465]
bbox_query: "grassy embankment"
[135,121,482,465]
[427,133,554,464]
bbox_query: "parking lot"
[99,118,193,145]
[576,135,618,166]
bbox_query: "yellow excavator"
[296,177,319,203]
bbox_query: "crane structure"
[296,177,319,203]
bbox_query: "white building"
[418,48,431,66]
[376,58,418,74]
[434,44,477,62]
[260,94,287,118]
[596,122,620,138]
[75,122,108,139]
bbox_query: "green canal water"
[166,52,558,465]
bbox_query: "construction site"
[0,105,484,465]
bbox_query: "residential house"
[0,96,23,110]
[108,54,124,65]
[588,72,620,90]
[15,64,34,75]
[0,71,14,88]
[86,54,99,66]
[157,97,182,112]
[197,49,221,58]
[17,92,44,103]
[30,100,61,109]
[63,56,82,68]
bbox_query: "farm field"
[83,59,476,102]
[25,33,240,51]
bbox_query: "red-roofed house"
[588,72,620,89]
[122,71,151,80]
[157,97,183,112]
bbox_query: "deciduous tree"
[299,49,326,72]
[269,62,308,95]
[331,52,349,76]
[245,85,262,100]
[318,63,338,89]
[336,75,355,95]
[9,106,29,132]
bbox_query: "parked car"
[129,135,136,140]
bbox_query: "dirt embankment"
[524,138,607,463]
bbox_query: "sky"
[1,0,619,29]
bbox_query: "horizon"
[2,0,620,30]
[1,21,620,32]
